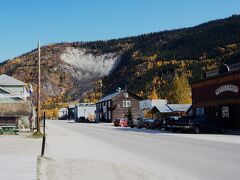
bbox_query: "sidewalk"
[0,133,41,180]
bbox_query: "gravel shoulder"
[0,132,41,180]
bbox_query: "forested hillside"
[81,15,240,99]
[0,15,240,115]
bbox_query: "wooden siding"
[111,92,141,122]
[96,91,141,122]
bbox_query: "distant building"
[140,99,168,117]
[151,104,191,118]
[74,103,96,122]
[0,74,32,128]
[96,89,142,122]
[192,63,240,129]
[58,107,68,118]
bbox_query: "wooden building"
[96,89,142,122]
[0,74,32,128]
[191,64,240,129]
[151,104,191,119]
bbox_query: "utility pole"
[37,40,41,133]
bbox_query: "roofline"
[0,74,26,86]
[191,67,240,85]
[97,89,142,103]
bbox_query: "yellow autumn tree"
[148,87,159,99]
[167,74,192,104]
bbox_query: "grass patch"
[32,131,43,138]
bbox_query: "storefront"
[192,65,240,129]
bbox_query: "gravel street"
[39,120,240,180]
[0,133,41,180]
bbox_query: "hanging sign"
[215,85,238,96]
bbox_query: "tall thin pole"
[41,112,46,156]
[37,40,41,133]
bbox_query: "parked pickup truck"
[164,116,223,134]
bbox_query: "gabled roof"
[0,74,26,86]
[98,90,123,103]
[97,89,142,103]
[152,104,172,113]
[167,104,192,112]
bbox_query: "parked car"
[58,114,68,120]
[113,118,128,127]
[136,118,154,129]
[163,116,223,133]
[150,119,164,129]
[162,116,181,130]
[128,118,138,128]
[189,116,223,134]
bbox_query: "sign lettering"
[215,85,238,96]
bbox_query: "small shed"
[151,104,192,118]
[0,102,32,127]
[167,104,192,115]
[151,104,172,118]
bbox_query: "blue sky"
[0,0,239,62]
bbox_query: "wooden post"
[41,111,46,156]
[37,40,41,133]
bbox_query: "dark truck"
[164,116,223,133]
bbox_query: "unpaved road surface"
[0,132,41,180]
[39,120,240,180]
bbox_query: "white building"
[75,103,96,122]
[0,74,32,128]
[0,74,30,102]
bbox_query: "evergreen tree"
[127,108,134,128]
[126,108,133,120]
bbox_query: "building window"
[196,107,204,116]
[108,101,111,108]
[123,100,131,107]
[108,111,111,119]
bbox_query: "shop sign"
[222,106,229,118]
[215,85,238,96]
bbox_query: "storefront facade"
[192,68,240,129]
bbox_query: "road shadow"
[113,127,170,135]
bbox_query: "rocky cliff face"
[0,44,121,103]
[60,47,120,77]
[58,47,121,100]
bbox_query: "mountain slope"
[0,15,240,104]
